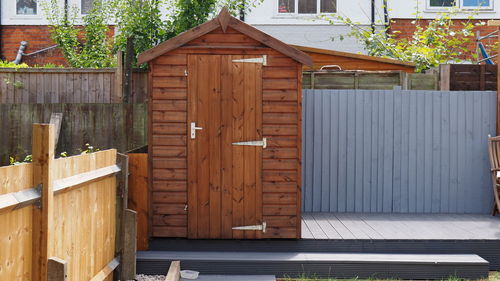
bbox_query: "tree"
[113,0,264,67]
[43,0,115,68]
[327,10,488,72]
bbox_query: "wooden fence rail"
[0,68,147,104]
[0,124,135,281]
[0,103,147,166]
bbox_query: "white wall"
[246,0,386,25]
[387,0,499,19]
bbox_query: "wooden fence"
[440,64,497,91]
[0,124,136,281]
[0,68,147,104]
[303,89,497,214]
[0,103,147,166]
[303,71,439,90]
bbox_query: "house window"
[278,0,336,14]
[429,0,455,7]
[428,0,492,9]
[462,0,491,8]
[82,0,94,14]
[16,0,37,15]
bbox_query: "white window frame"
[426,0,493,11]
[15,0,40,17]
[276,0,337,16]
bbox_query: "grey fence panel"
[302,89,497,214]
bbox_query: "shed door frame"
[187,54,264,239]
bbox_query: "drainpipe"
[384,0,389,29]
[13,41,28,64]
[371,0,376,33]
[239,0,245,21]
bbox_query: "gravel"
[135,274,166,281]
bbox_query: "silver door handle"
[190,122,203,139]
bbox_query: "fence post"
[32,123,55,281]
[121,209,137,280]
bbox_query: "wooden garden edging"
[0,124,136,281]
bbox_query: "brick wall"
[390,19,498,62]
[0,25,115,66]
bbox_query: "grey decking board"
[301,213,500,240]
[311,213,342,239]
[322,212,357,239]
[302,213,328,239]
[301,218,314,239]
[137,251,488,265]
[181,275,276,281]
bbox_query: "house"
[0,0,498,65]
[245,0,499,61]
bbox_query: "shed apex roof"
[137,8,313,66]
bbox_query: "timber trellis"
[0,68,147,104]
[0,124,136,281]
[303,89,497,214]
[303,71,439,90]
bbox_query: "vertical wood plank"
[232,57,245,239]
[187,55,198,238]
[221,56,234,239]
[312,91,322,211]
[208,55,221,239]
[320,91,330,212]
[32,124,55,281]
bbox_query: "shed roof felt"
[291,45,416,68]
[137,8,313,66]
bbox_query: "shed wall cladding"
[150,27,302,239]
[302,89,497,214]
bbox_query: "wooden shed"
[137,8,312,240]
[292,45,416,73]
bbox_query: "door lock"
[190,122,203,139]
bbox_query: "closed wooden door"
[187,54,264,239]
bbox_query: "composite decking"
[145,213,500,272]
[301,213,500,240]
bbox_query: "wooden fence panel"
[0,163,34,281]
[51,150,117,281]
[0,147,119,281]
[302,89,497,214]
[0,69,147,104]
[302,71,439,90]
[440,64,497,91]
[0,103,147,166]
[127,153,148,251]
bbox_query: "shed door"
[187,54,264,239]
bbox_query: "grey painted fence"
[302,89,497,214]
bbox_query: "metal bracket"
[232,55,267,66]
[232,221,267,233]
[232,138,267,149]
[33,184,42,209]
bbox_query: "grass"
[279,271,500,281]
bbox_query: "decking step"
[137,251,489,280]
[181,275,275,281]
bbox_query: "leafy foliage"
[0,60,29,68]
[326,10,487,72]
[113,0,264,67]
[43,0,115,68]
[42,0,263,68]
